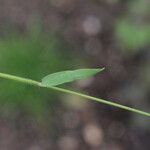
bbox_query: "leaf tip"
[100,67,105,71]
[95,67,105,73]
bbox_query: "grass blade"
[41,68,104,87]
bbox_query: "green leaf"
[41,68,104,87]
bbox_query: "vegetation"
[0,69,149,117]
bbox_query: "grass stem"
[0,72,40,86]
[48,86,150,117]
[0,72,149,117]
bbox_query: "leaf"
[41,68,104,87]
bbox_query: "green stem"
[0,72,40,86]
[0,72,149,117]
[48,86,150,117]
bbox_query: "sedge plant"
[0,68,149,117]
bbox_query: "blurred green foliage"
[115,0,150,53]
[116,20,150,50]
[0,27,73,119]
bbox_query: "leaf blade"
[41,68,104,87]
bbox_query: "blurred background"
[0,0,150,149]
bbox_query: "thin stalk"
[0,72,149,117]
[0,72,40,86]
[48,86,150,117]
